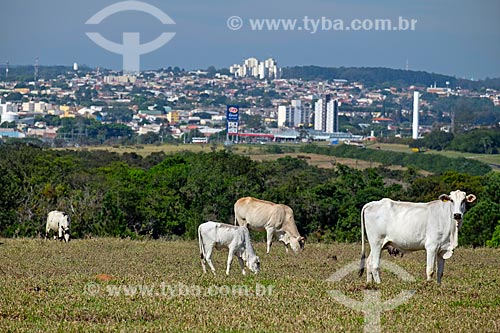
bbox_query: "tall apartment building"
[277,100,311,128]
[314,94,339,133]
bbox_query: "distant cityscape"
[230,58,280,80]
[0,57,499,146]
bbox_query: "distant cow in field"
[198,221,260,275]
[234,197,305,254]
[359,190,476,284]
[45,211,71,242]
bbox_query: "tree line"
[410,129,500,154]
[0,65,92,82]
[0,142,499,247]
[299,144,492,176]
[281,65,500,90]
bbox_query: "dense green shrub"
[486,221,500,248]
[0,143,498,246]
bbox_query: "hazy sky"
[1,0,499,78]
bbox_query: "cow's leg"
[237,254,246,275]
[226,247,235,275]
[436,255,446,285]
[368,247,382,284]
[200,256,207,274]
[366,239,383,283]
[425,248,437,281]
[366,255,373,283]
[200,246,207,274]
[265,228,274,254]
[204,244,216,275]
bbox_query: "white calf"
[45,210,71,242]
[198,221,260,275]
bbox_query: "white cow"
[45,210,71,242]
[198,221,260,275]
[359,190,476,284]
[234,197,305,254]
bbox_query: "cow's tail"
[358,204,367,277]
[198,225,205,260]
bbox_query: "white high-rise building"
[277,105,287,127]
[263,58,279,79]
[291,100,302,127]
[0,102,19,124]
[269,65,279,79]
[314,94,339,133]
[325,100,340,133]
[278,100,309,128]
[229,64,240,75]
[264,58,275,68]
[412,91,419,139]
[240,65,248,77]
[314,98,325,131]
[251,65,259,77]
[244,57,259,68]
[257,62,267,79]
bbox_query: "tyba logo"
[85,1,176,73]
[326,259,416,333]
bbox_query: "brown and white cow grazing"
[359,190,476,284]
[234,197,305,254]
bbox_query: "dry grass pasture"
[244,152,409,171]
[1,239,499,332]
[71,144,407,172]
[71,142,500,172]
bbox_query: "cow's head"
[279,233,305,254]
[439,190,476,227]
[290,236,305,253]
[246,255,260,274]
[297,236,305,252]
[58,213,71,242]
[63,227,70,242]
